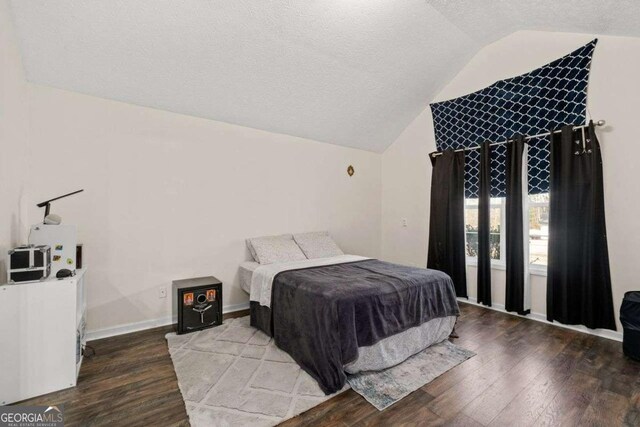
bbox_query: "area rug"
[165,316,347,427]
[165,316,474,425]
[347,340,475,410]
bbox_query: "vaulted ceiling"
[9,1,640,152]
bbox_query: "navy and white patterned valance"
[430,40,597,198]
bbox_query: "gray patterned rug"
[165,316,474,425]
[347,340,475,410]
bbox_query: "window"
[464,197,505,264]
[528,193,549,269]
[464,193,550,275]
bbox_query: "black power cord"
[82,344,96,358]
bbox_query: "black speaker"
[621,291,640,361]
[76,244,83,269]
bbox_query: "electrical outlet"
[401,218,408,227]
[158,287,167,299]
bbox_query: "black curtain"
[428,149,467,298]
[505,135,530,315]
[547,122,616,330]
[477,141,492,306]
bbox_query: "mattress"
[239,261,260,294]
[344,315,455,374]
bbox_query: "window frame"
[464,197,506,268]
[527,194,549,276]
[464,194,549,277]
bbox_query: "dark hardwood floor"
[15,303,640,426]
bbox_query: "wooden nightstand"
[172,276,223,334]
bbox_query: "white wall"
[2,0,381,336]
[0,0,29,280]
[382,31,640,333]
[23,85,381,335]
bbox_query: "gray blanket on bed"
[270,259,460,394]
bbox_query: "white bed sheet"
[250,255,369,307]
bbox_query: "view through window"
[464,198,504,261]
[464,193,550,270]
[529,193,549,267]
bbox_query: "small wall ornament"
[347,165,355,177]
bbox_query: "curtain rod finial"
[596,119,606,127]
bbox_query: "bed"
[240,261,456,378]
[239,232,459,394]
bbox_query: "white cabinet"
[0,268,87,405]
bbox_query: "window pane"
[465,204,479,257]
[529,193,550,204]
[489,232,501,260]
[489,206,501,260]
[465,201,502,260]
[466,232,478,258]
[529,193,549,266]
[465,197,502,206]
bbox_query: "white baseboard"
[459,297,622,342]
[85,302,251,341]
[87,298,622,343]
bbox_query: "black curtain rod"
[429,120,606,158]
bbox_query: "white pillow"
[293,231,344,259]
[246,234,307,265]
[246,234,293,261]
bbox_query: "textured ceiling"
[427,0,640,47]
[8,1,640,152]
